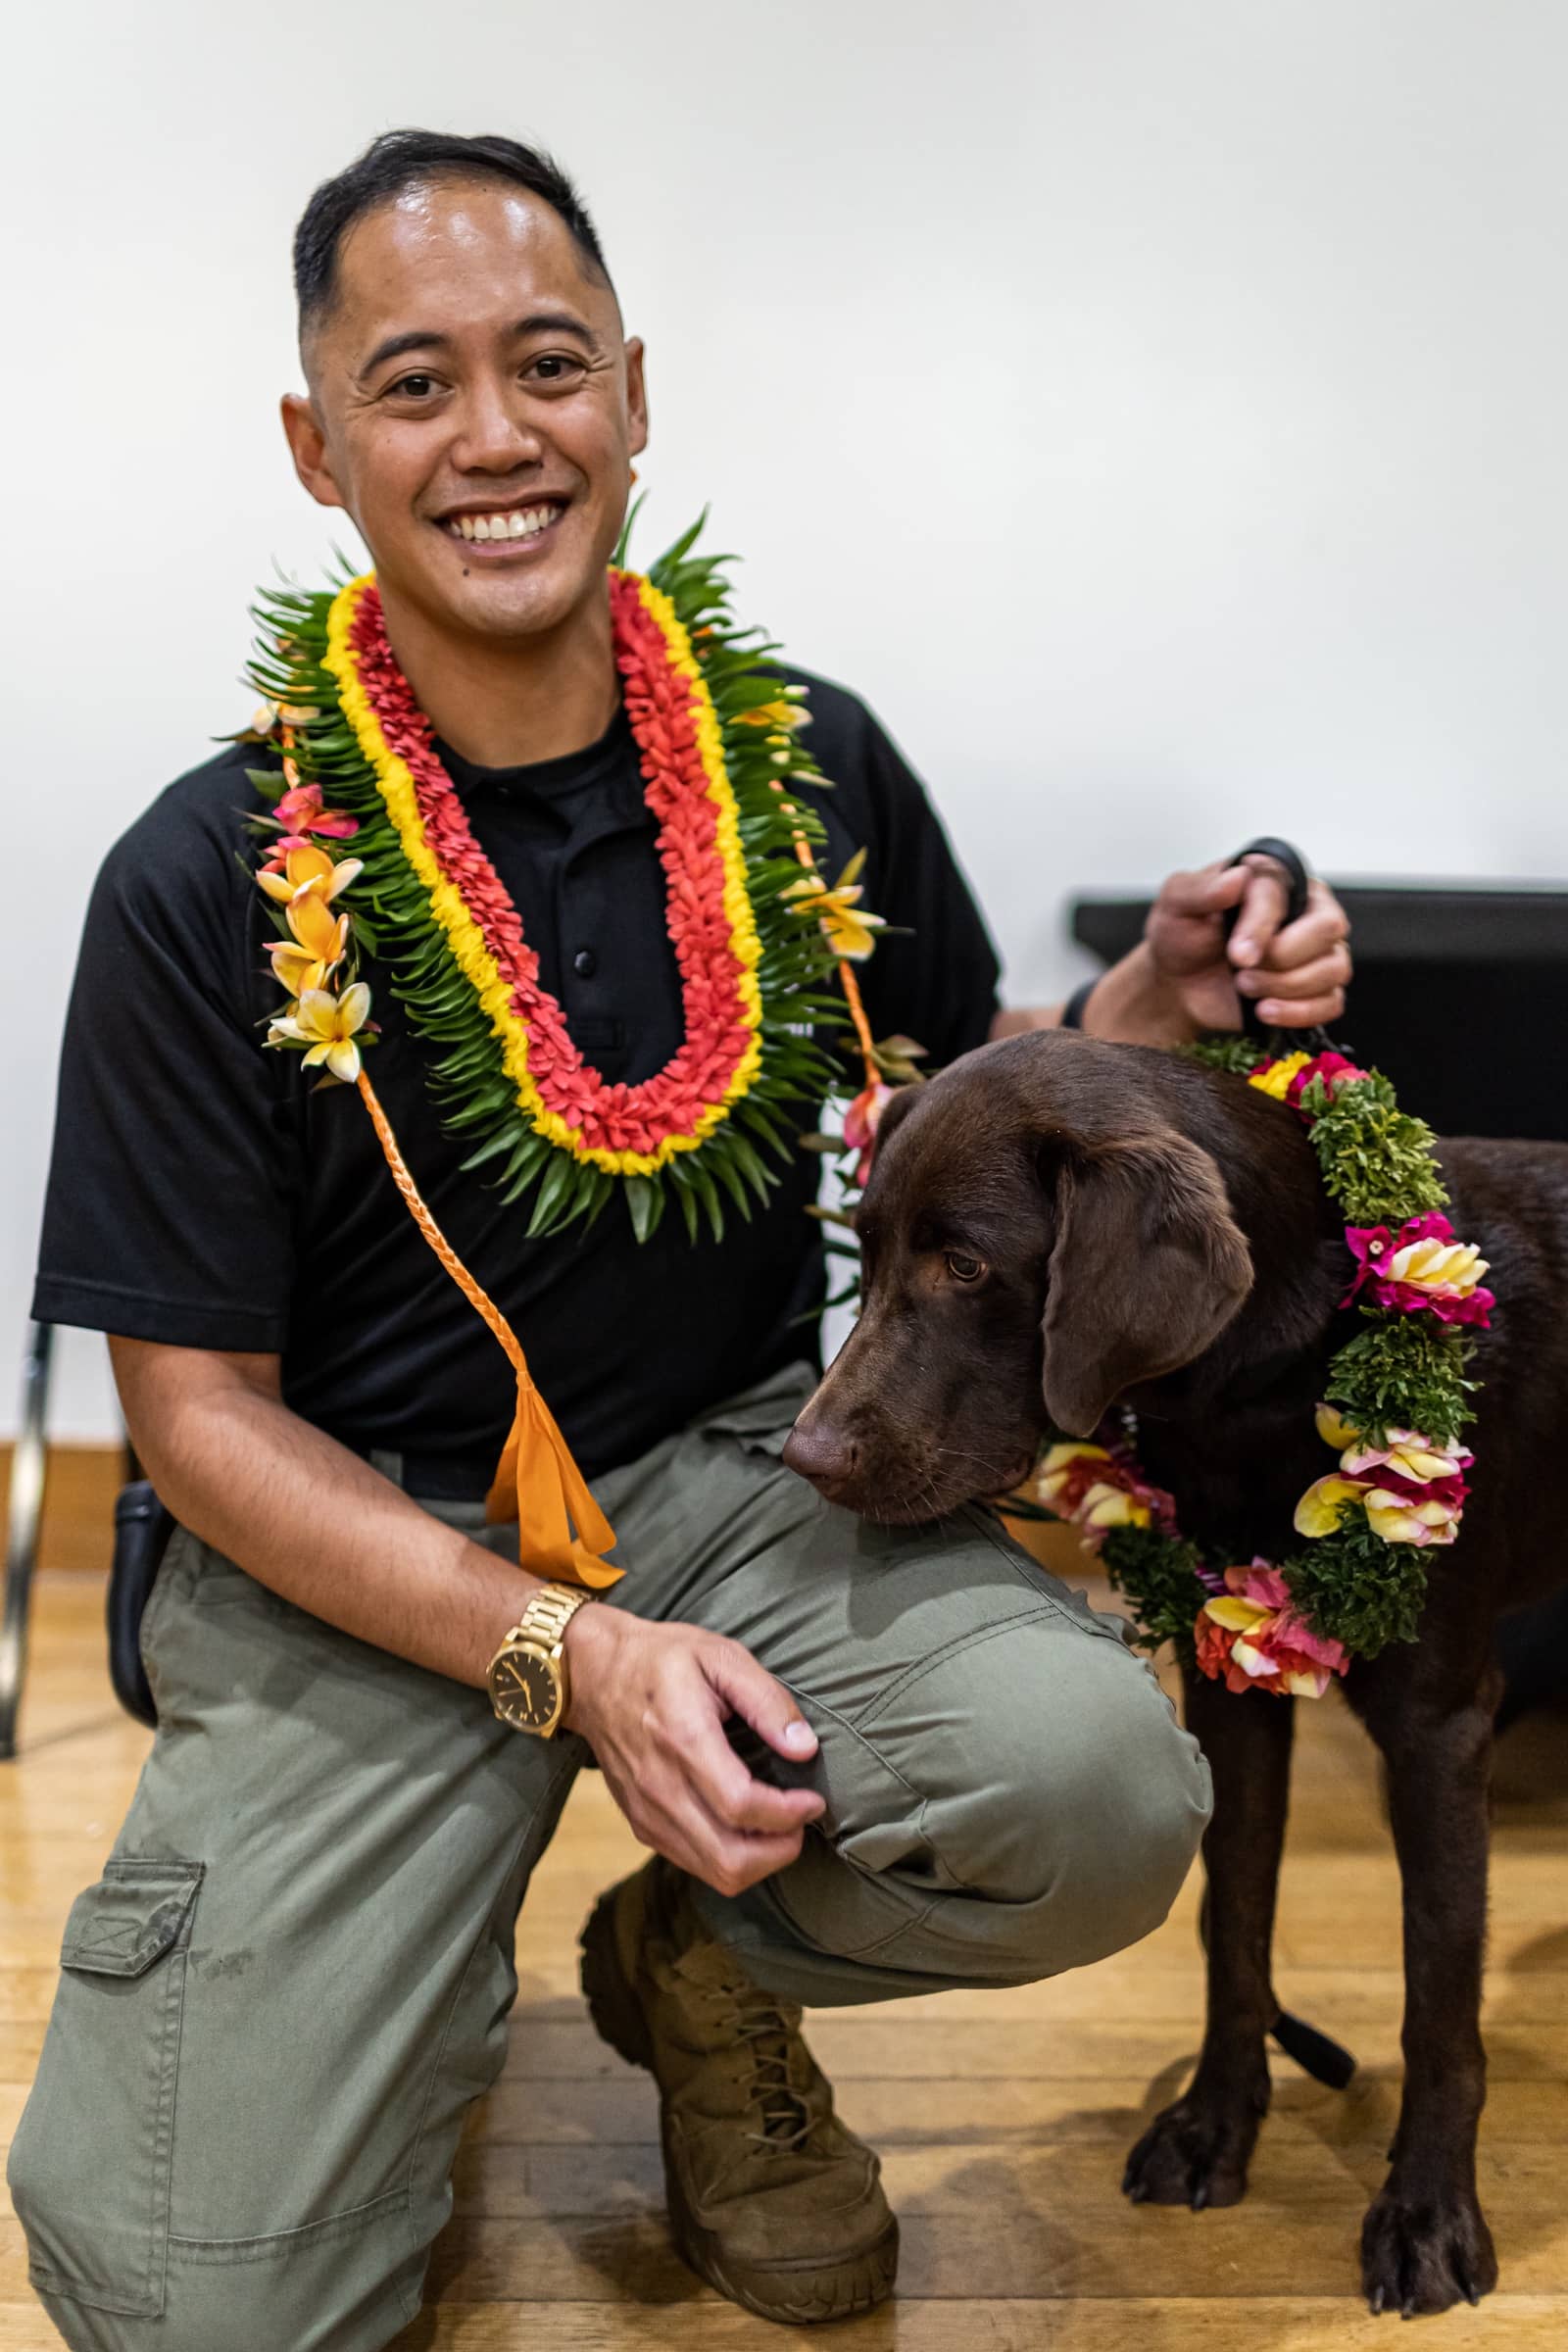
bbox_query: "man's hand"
[564,1606,825,1897]
[1143,854,1352,1036]
[991,852,1353,1050]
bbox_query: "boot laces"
[715,1974,813,2149]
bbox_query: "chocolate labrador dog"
[782,1028,1568,2319]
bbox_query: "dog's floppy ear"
[1041,1129,1253,1435]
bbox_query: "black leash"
[1223,835,1339,1057]
[1209,836,1357,2088]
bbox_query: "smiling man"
[13,131,1350,2349]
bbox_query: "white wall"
[8,0,1568,1439]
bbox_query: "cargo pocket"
[9,1861,203,2318]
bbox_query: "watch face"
[489,1643,563,1736]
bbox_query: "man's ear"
[280,392,348,513]
[1040,1130,1252,1436]
[624,335,650,460]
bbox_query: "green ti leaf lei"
[244,514,871,1247]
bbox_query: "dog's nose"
[781,1419,857,1493]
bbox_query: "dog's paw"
[1360,2180,1498,2317]
[1121,2092,1260,2211]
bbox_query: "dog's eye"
[945,1250,986,1284]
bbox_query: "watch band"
[506,1581,595,1655]
[1060,975,1099,1032]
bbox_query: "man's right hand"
[563,1607,825,1897]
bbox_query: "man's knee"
[9,2132,422,2352]
[915,1616,1211,1981]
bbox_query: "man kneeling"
[11,128,1349,2347]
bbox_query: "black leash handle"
[1223,836,1337,1054]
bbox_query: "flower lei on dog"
[1033,1045,1492,1696]
[240,516,889,1580]
[246,514,885,1248]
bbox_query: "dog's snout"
[781,1418,858,1494]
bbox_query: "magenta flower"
[1196,1559,1350,1697]
[1343,1210,1494,1327]
[261,782,360,874]
[1286,1049,1365,1108]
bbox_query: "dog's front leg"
[1355,1674,1499,2318]
[1122,1666,1294,2209]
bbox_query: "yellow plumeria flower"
[270,983,373,1085]
[266,939,332,997]
[1036,1442,1110,1507]
[257,843,363,909]
[1248,1051,1312,1102]
[1079,1481,1152,1531]
[1314,1403,1360,1451]
[284,883,349,967]
[781,851,886,962]
[737,698,807,732]
[1386,1234,1490,1298]
[1347,1434,1464,1484]
[1201,1594,1273,1635]
[1294,1474,1367,1539]
[1363,1487,1461,1545]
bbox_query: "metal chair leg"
[1,1321,54,1760]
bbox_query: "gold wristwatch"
[486,1583,596,1738]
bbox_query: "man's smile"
[438,495,570,552]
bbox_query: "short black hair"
[293,128,612,335]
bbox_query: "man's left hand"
[1144,854,1352,1035]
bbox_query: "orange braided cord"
[780,799,880,1087]
[356,1072,621,1588]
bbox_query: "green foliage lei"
[245,516,864,1246]
[1048,1041,1486,1676]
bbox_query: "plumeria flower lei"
[252,770,377,1084]
[1033,1045,1492,1696]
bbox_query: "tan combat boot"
[580,1856,898,2325]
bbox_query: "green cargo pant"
[9,1365,1210,2351]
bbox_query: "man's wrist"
[559,1596,609,1733]
[1081,941,1199,1048]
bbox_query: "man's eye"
[390,373,437,400]
[526,353,585,384]
[945,1251,986,1285]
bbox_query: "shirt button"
[573,948,598,979]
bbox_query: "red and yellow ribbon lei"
[254,561,884,1584]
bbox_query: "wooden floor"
[3,1483,1566,2346]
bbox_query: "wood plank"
[442,2133,1568,2222]
[419,2208,1568,2303]
[376,2302,1568,2352]
[0,1446,122,1577]
[408,2070,1568,2150]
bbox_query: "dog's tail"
[1271,2008,1356,2089]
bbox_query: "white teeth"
[449,504,561,544]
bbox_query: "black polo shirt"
[33,667,1000,1491]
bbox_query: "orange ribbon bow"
[357,1072,620,1589]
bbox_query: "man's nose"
[781,1418,858,1494]
[451,384,544,474]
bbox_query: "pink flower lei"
[1032,1046,1492,1696]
